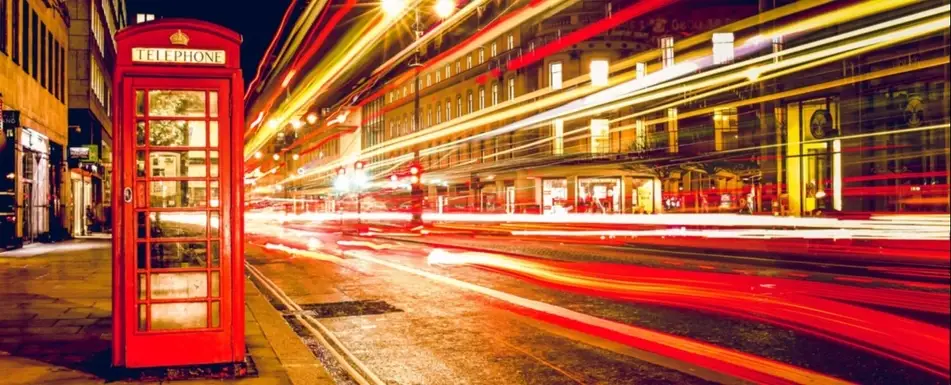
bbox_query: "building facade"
[1,0,71,247]
[342,0,950,217]
[65,0,126,236]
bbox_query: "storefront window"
[578,177,621,214]
[542,179,568,215]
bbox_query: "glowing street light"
[434,0,455,19]
[254,151,263,160]
[290,118,302,130]
[292,153,300,160]
[306,112,319,125]
[273,154,280,161]
[381,0,405,18]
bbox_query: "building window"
[92,5,105,54]
[59,44,64,101]
[549,61,563,90]
[436,71,441,83]
[455,61,460,74]
[445,100,451,120]
[478,87,485,110]
[712,33,734,65]
[467,91,473,114]
[445,64,450,78]
[713,108,738,151]
[491,83,499,105]
[635,62,646,79]
[457,96,462,117]
[30,10,37,79]
[491,42,497,56]
[39,22,45,88]
[590,59,609,86]
[507,34,514,50]
[508,78,515,100]
[403,86,407,97]
[11,0,19,64]
[552,119,564,155]
[590,119,609,153]
[46,30,52,93]
[21,0,29,72]
[427,107,432,127]
[466,55,472,70]
[0,0,8,55]
[479,48,484,63]
[136,13,155,24]
[436,104,441,123]
[660,36,674,68]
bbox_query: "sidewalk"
[0,240,334,385]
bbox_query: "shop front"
[20,128,53,243]
[577,177,622,214]
[542,178,568,214]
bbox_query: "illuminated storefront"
[577,177,622,214]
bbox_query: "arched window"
[457,95,462,117]
[467,91,474,114]
[479,87,485,110]
[446,99,452,120]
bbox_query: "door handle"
[124,187,133,203]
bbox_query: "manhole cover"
[299,300,402,318]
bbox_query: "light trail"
[280,4,949,187]
[342,248,854,385]
[424,248,950,378]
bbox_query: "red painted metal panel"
[113,19,244,368]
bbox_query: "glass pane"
[149,212,206,238]
[137,212,147,239]
[210,241,220,267]
[210,212,220,237]
[150,302,207,331]
[211,272,220,297]
[137,242,147,269]
[136,182,147,209]
[138,304,147,331]
[149,120,206,147]
[150,180,208,208]
[136,121,146,146]
[135,90,145,116]
[211,301,220,328]
[148,90,206,117]
[210,121,219,147]
[150,242,208,269]
[209,92,218,118]
[209,182,220,208]
[209,151,219,177]
[150,272,208,299]
[138,274,147,300]
[136,151,146,177]
[150,151,207,178]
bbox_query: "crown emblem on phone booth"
[169,30,190,46]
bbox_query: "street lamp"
[434,0,455,19]
[273,153,280,161]
[254,151,263,160]
[381,0,405,18]
[306,112,318,125]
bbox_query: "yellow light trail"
[272,0,941,189]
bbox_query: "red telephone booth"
[112,19,245,368]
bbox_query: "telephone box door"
[119,76,235,367]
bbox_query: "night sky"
[126,0,295,86]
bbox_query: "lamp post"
[353,161,367,225]
[334,167,349,231]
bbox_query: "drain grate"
[298,300,402,319]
